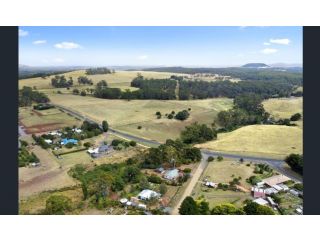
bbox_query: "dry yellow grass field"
[19,70,187,90]
[263,97,302,119]
[46,93,233,142]
[196,125,302,158]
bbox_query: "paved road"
[53,103,302,182]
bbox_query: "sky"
[19,26,302,67]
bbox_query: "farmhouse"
[263,175,290,187]
[61,138,78,145]
[138,189,160,200]
[163,169,179,180]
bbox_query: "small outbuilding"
[253,198,269,206]
[251,187,266,198]
[44,139,52,144]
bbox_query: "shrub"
[167,114,174,119]
[217,156,223,161]
[45,195,72,215]
[129,141,137,147]
[159,183,167,195]
[183,168,192,174]
[137,126,142,129]
[290,113,302,121]
[175,110,190,121]
[207,156,214,162]
[73,89,80,95]
[80,90,87,96]
[147,174,162,184]
[83,142,92,148]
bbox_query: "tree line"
[85,67,115,75]
[179,196,275,215]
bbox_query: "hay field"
[197,125,302,158]
[263,97,302,119]
[47,93,233,142]
[19,70,187,90]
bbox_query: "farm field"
[196,125,303,159]
[191,159,255,208]
[19,70,187,90]
[45,93,233,142]
[19,106,81,134]
[263,97,302,119]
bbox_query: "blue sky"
[19,26,302,67]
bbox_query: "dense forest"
[142,67,302,85]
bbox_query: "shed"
[265,187,279,195]
[253,198,269,206]
[205,181,216,188]
[277,183,289,191]
[119,198,128,204]
[263,175,290,187]
[272,185,283,191]
[251,187,266,198]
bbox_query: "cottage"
[163,169,179,180]
[253,198,269,206]
[138,189,160,200]
[251,187,266,198]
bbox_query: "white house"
[44,139,52,144]
[87,148,99,154]
[138,189,160,200]
[73,128,82,133]
[205,181,216,188]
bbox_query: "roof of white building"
[253,198,269,206]
[138,189,160,200]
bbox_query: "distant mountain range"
[241,63,270,68]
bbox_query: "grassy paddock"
[197,125,302,159]
[263,97,302,119]
[45,93,233,142]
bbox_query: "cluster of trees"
[51,75,73,88]
[19,86,50,107]
[32,134,51,149]
[285,154,303,175]
[18,143,40,167]
[85,67,114,75]
[142,139,201,169]
[93,80,122,99]
[180,122,217,144]
[44,195,72,215]
[217,93,270,131]
[77,76,93,85]
[290,113,302,121]
[111,139,137,150]
[179,197,275,215]
[33,103,54,110]
[175,110,190,121]
[69,161,144,208]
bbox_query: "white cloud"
[53,58,65,63]
[137,55,148,60]
[19,29,28,37]
[263,42,271,46]
[269,38,290,45]
[54,42,81,49]
[261,48,278,54]
[33,40,46,45]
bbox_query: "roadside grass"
[263,97,302,119]
[196,125,302,159]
